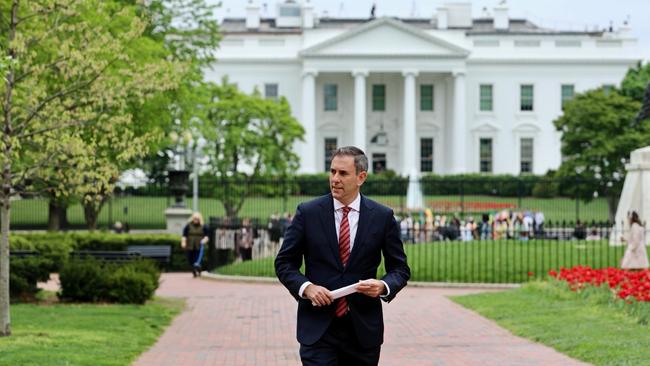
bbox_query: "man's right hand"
[303,284,333,307]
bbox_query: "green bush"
[107,264,158,304]
[12,233,74,271]
[58,258,111,302]
[59,258,160,304]
[421,174,542,196]
[9,256,52,299]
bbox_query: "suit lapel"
[318,194,343,270]
[348,195,375,268]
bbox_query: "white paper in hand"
[330,283,359,300]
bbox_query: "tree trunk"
[83,196,106,231]
[0,195,11,337]
[606,194,619,224]
[47,199,68,231]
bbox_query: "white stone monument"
[406,170,424,210]
[165,206,192,234]
[610,145,650,246]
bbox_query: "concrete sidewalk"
[127,273,589,366]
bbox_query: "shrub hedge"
[59,258,160,304]
[11,232,192,271]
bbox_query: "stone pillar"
[403,69,424,210]
[402,69,419,177]
[301,69,317,172]
[352,69,368,153]
[451,70,467,173]
[610,146,650,246]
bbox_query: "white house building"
[207,1,640,176]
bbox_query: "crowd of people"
[396,209,605,243]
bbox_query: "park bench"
[9,250,40,258]
[127,245,172,265]
[70,250,141,263]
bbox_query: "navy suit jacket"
[275,193,410,348]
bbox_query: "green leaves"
[197,79,305,218]
[553,80,650,220]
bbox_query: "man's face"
[329,155,367,205]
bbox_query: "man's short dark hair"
[331,146,368,174]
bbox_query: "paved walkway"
[124,273,589,366]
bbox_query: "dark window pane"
[480,138,493,173]
[324,84,337,111]
[324,138,337,172]
[520,85,534,111]
[420,138,433,172]
[420,85,434,111]
[372,84,385,111]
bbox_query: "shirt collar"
[333,194,361,213]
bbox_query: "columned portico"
[451,70,467,173]
[301,69,317,172]
[402,69,418,177]
[352,69,368,153]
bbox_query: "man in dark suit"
[275,146,410,365]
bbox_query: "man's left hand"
[356,279,386,298]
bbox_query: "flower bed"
[549,266,650,302]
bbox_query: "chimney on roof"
[246,1,260,30]
[303,0,314,29]
[436,6,448,29]
[493,2,509,30]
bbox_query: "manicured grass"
[215,240,633,283]
[451,282,650,366]
[0,296,184,366]
[10,194,609,229]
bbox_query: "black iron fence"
[8,176,613,231]
[212,222,647,284]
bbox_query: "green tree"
[131,0,222,184]
[621,61,650,103]
[0,0,180,336]
[199,80,304,218]
[554,88,649,222]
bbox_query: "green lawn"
[0,296,184,366]
[452,282,650,366]
[215,240,633,283]
[10,194,609,229]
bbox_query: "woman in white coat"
[621,211,649,270]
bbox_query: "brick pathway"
[128,273,589,366]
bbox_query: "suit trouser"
[299,314,380,366]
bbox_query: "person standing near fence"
[620,211,649,270]
[181,212,209,277]
[275,146,410,366]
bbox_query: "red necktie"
[335,206,351,317]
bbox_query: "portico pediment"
[301,17,469,58]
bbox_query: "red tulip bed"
[549,266,650,302]
[548,266,650,324]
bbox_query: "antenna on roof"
[410,0,417,17]
[370,2,376,19]
[338,2,345,17]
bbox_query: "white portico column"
[451,70,467,173]
[352,70,368,153]
[402,69,419,177]
[301,69,317,172]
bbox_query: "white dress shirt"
[298,194,390,298]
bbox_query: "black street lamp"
[168,170,190,208]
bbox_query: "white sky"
[215,0,650,58]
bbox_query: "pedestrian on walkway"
[181,212,209,277]
[275,146,410,366]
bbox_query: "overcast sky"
[214,0,650,58]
